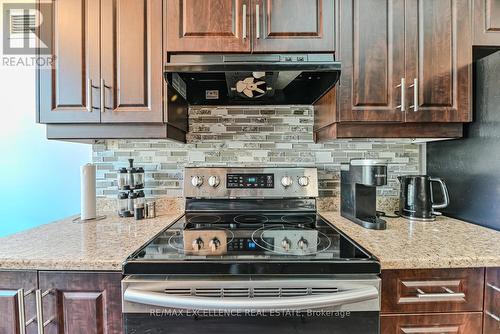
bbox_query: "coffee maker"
[341,159,388,230]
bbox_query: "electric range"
[122,167,381,334]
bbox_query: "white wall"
[0,0,91,236]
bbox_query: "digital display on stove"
[228,237,274,251]
[227,174,274,189]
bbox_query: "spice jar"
[118,168,130,190]
[134,190,145,220]
[118,192,132,217]
[134,167,145,189]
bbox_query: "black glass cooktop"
[123,212,380,275]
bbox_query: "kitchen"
[0,0,499,333]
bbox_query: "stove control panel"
[227,173,274,188]
[184,167,318,198]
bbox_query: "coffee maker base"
[341,213,387,230]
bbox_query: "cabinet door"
[337,0,405,122]
[39,271,122,334]
[253,0,335,52]
[381,268,484,314]
[474,0,500,46]
[165,0,250,52]
[38,0,101,123]
[405,0,472,122]
[484,268,500,334]
[0,270,38,334]
[381,313,483,334]
[100,0,163,123]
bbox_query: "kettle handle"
[430,177,450,210]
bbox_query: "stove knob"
[281,238,291,251]
[298,237,308,250]
[191,176,203,188]
[192,238,204,251]
[208,176,220,188]
[281,176,293,188]
[209,238,221,252]
[298,176,310,187]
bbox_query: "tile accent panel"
[92,106,422,212]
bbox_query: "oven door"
[122,276,380,334]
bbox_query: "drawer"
[381,268,484,314]
[381,312,483,334]
[484,268,500,334]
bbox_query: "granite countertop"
[320,211,500,270]
[1,209,499,272]
[0,212,182,271]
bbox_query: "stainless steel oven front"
[122,275,381,334]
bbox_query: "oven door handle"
[123,286,378,311]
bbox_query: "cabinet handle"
[415,287,465,301]
[100,79,112,112]
[255,4,260,39]
[242,4,247,39]
[409,78,419,112]
[17,288,35,334]
[401,326,459,333]
[87,79,100,112]
[487,282,500,293]
[17,289,26,334]
[396,78,406,112]
[36,289,54,334]
[486,310,500,323]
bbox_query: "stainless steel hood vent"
[164,54,341,105]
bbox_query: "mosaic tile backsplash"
[92,106,422,211]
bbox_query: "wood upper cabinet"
[38,271,122,334]
[38,0,101,123]
[165,0,251,52]
[337,0,405,122]
[252,0,335,52]
[101,0,164,123]
[405,0,472,123]
[165,0,334,53]
[381,312,483,334]
[0,271,38,334]
[474,0,500,46]
[484,268,500,334]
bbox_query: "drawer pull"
[487,282,500,293]
[401,326,459,333]
[486,310,500,322]
[416,287,465,300]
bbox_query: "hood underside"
[164,54,341,106]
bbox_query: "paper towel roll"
[81,163,97,220]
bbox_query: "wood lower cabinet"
[165,0,251,52]
[381,312,483,334]
[0,270,38,334]
[405,0,472,123]
[38,271,122,334]
[474,0,500,46]
[252,0,335,52]
[38,0,101,123]
[484,268,500,334]
[381,268,484,314]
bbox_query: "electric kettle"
[398,175,450,221]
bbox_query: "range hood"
[164,54,341,105]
